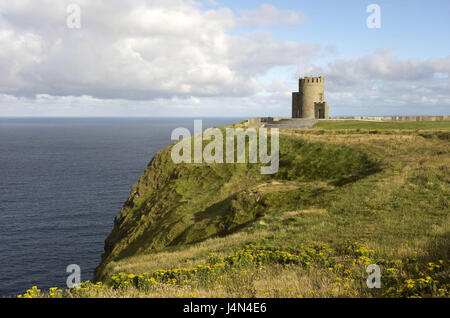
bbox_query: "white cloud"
[239,4,306,27]
[0,0,316,103]
[303,48,450,114]
[306,48,450,87]
[0,1,448,117]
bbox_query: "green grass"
[94,131,379,279]
[88,127,449,298]
[20,124,450,298]
[312,120,450,130]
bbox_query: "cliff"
[94,129,379,281]
[19,120,449,298]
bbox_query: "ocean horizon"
[0,117,244,297]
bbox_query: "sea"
[0,117,243,297]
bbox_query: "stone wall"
[329,116,450,122]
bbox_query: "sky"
[0,0,449,117]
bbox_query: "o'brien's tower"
[292,76,329,119]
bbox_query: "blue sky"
[224,0,450,60]
[0,0,449,117]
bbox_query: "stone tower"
[292,76,328,119]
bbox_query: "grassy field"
[312,120,450,130]
[19,121,450,298]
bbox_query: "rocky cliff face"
[94,142,269,280]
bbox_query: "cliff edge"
[94,129,379,281]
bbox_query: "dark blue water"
[0,117,242,297]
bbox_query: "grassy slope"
[94,127,379,279]
[21,121,450,298]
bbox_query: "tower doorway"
[314,103,325,119]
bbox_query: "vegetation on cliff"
[20,120,450,298]
[94,126,379,280]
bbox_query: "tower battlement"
[292,76,329,119]
[299,76,324,85]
